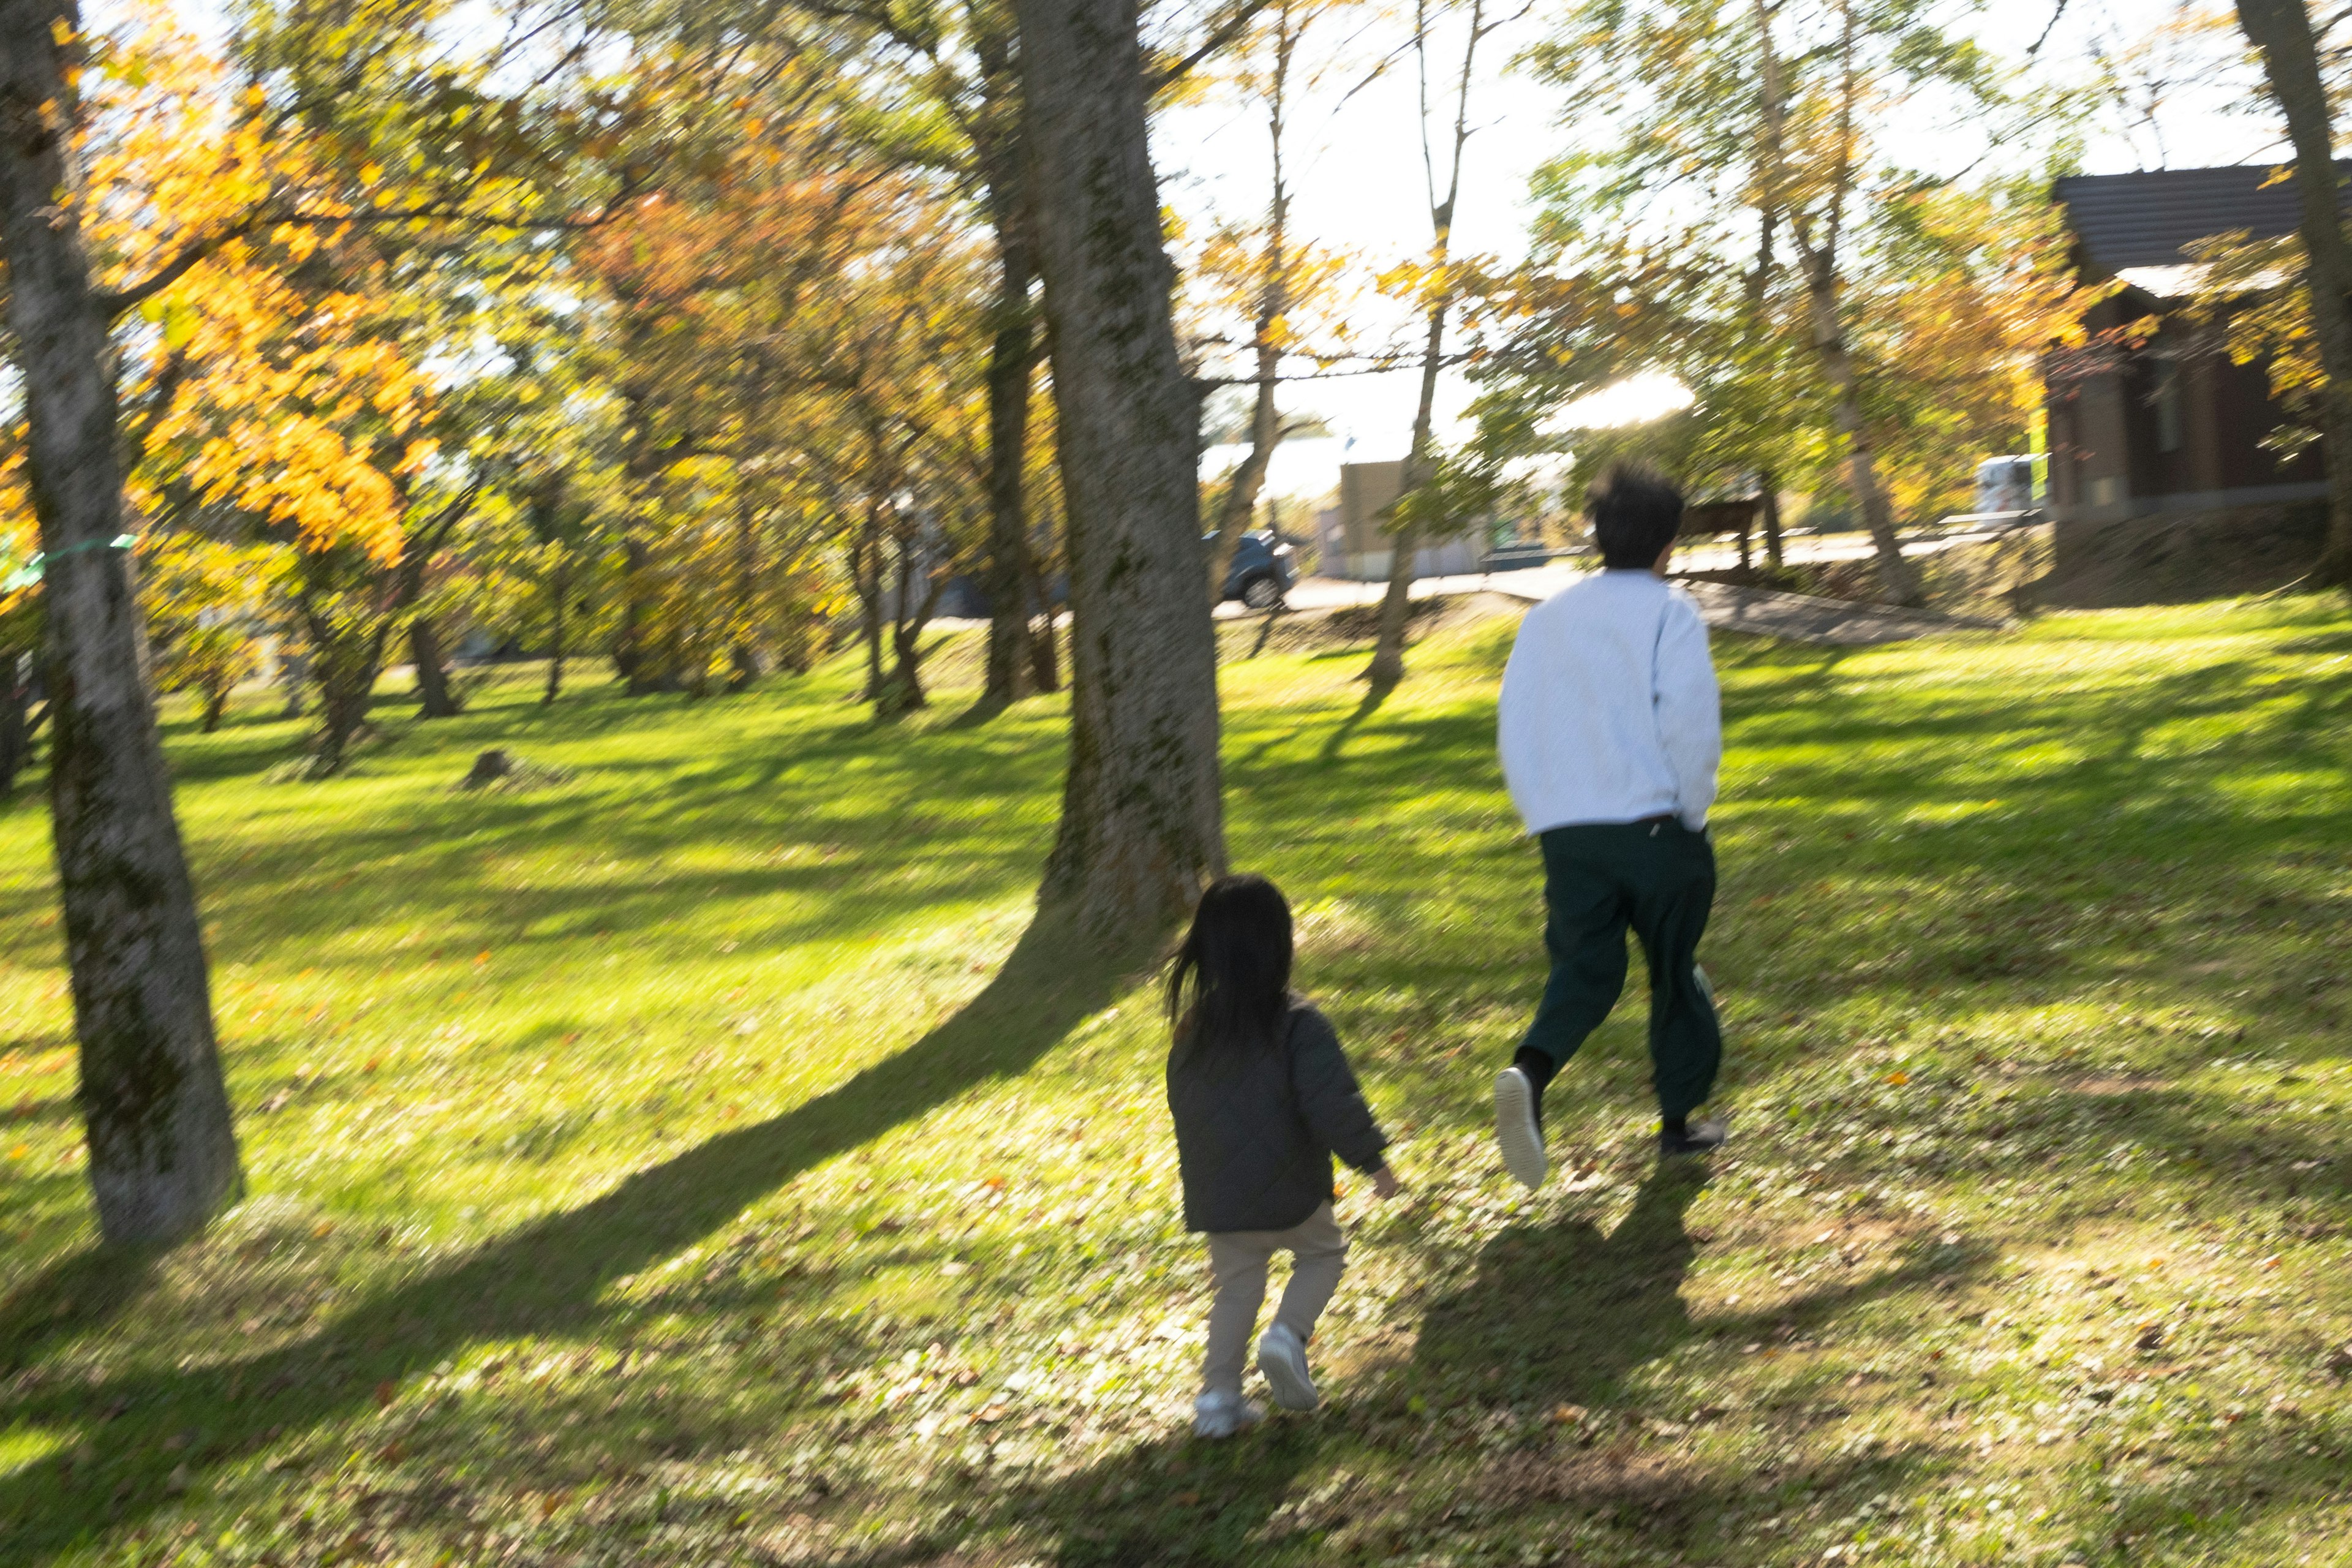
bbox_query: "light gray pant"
[1201,1202,1349,1397]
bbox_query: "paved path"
[1653,580,2001,646]
[1224,528,2015,646]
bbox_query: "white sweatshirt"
[1496,570,1722,834]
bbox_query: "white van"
[1972,455,2038,516]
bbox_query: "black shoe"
[1657,1118,1727,1158]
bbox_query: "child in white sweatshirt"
[1491,463,1729,1186]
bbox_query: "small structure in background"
[1313,461,1486,582]
[2045,164,2337,526]
[1681,493,1769,571]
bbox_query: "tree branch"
[99,179,644,323]
[1147,0,1279,94]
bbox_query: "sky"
[1167,0,2278,506]
[152,0,2276,509]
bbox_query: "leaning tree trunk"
[1017,0,1225,928]
[1803,253,1924,606]
[1207,22,1295,605]
[0,0,244,1243]
[1363,292,1452,686]
[1363,0,1487,687]
[2236,0,2352,589]
[410,617,461,718]
[1207,347,1283,603]
[978,119,1041,707]
[304,618,389,777]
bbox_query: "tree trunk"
[198,679,230,734]
[543,550,568,705]
[1776,0,1922,608]
[614,532,650,690]
[1017,0,1226,928]
[978,117,1041,706]
[2236,0,2352,588]
[277,633,309,718]
[0,0,244,1243]
[1363,284,1452,687]
[1761,468,1785,567]
[1207,15,1297,604]
[1803,251,1924,606]
[0,650,31,794]
[1363,0,1488,688]
[301,595,389,777]
[881,533,931,718]
[1023,546,1061,693]
[410,617,461,718]
[851,524,888,706]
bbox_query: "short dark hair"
[1588,463,1685,570]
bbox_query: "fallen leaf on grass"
[374,1379,399,1409]
[2136,1323,2166,1352]
[1174,1490,1200,1507]
[973,1404,1008,1424]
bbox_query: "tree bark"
[0,0,244,1243]
[0,650,31,794]
[882,530,935,717]
[297,582,391,777]
[614,532,650,690]
[1023,543,1061,693]
[1017,0,1226,927]
[2236,0,2352,588]
[197,679,230,734]
[410,617,461,718]
[276,629,308,717]
[1206,6,1297,603]
[1806,258,1923,605]
[543,549,568,705]
[1760,467,1785,567]
[1363,0,1488,688]
[1762,0,1924,607]
[976,101,1041,706]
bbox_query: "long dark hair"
[1166,873,1294,1060]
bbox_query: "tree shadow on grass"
[0,909,1145,1556]
[1318,676,1399,762]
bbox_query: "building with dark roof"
[2044,164,2331,526]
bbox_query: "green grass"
[2,593,2351,1567]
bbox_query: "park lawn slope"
[0,593,2346,1566]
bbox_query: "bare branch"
[1147,0,1281,94]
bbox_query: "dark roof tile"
[2054,162,2352,274]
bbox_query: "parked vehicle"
[1218,530,1297,609]
[1972,455,2038,516]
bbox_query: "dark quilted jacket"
[1166,1001,1390,1234]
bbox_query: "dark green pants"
[1520,820,1722,1121]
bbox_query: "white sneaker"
[1256,1322,1319,1411]
[1193,1388,1265,1439]
[1494,1065,1547,1189]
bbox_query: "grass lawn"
[2,592,2351,1567]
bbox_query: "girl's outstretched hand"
[1371,1166,1402,1200]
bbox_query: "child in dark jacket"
[1165,874,1400,1439]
